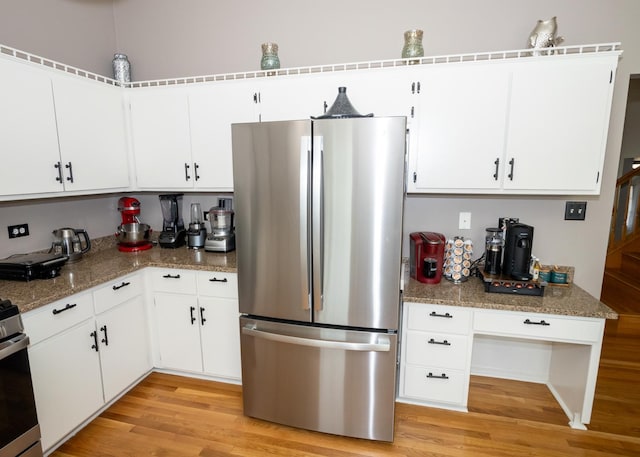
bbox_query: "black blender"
[158,194,186,248]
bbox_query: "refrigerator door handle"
[312,136,324,311]
[242,325,391,352]
[300,137,311,311]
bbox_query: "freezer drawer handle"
[524,318,550,326]
[426,372,449,380]
[429,311,452,319]
[428,338,451,346]
[242,326,391,352]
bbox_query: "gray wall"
[1,0,639,298]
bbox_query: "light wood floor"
[53,318,640,457]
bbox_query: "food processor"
[204,198,235,252]
[186,203,207,249]
[158,194,186,248]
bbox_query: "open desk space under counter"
[399,276,617,430]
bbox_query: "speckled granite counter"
[1,237,615,320]
[403,276,617,319]
[0,238,236,313]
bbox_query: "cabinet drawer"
[196,271,238,298]
[405,331,470,370]
[93,272,143,314]
[148,268,197,294]
[22,292,94,345]
[473,310,604,343]
[403,364,467,405]
[406,303,471,335]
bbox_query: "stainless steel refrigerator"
[232,116,406,442]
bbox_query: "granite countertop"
[0,237,236,313]
[1,236,616,320]
[403,276,618,319]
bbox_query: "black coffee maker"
[502,223,534,280]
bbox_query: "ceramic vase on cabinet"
[261,42,280,74]
[112,53,131,84]
[402,29,424,62]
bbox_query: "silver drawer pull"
[524,318,550,326]
[428,338,451,346]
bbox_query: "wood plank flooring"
[52,319,640,457]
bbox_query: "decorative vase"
[402,29,424,61]
[112,53,131,84]
[528,17,564,56]
[260,42,280,73]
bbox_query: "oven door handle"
[0,333,29,361]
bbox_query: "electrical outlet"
[458,212,471,230]
[565,201,587,221]
[7,223,30,238]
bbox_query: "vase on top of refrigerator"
[232,113,406,442]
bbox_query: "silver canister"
[112,53,131,84]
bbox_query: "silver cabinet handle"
[242,326,390,352]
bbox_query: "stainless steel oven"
[0,299,42,457]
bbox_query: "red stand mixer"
[116,197,153,252]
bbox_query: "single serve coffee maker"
[409,232,446,284]
[158,193,186,248]
[502,222,534,280]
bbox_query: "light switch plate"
[565,202,587,221]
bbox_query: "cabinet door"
[188,80,258,191]
[153,293,202,372]
[97,296,152,402]
[29,319,104,452]
[52,75,130,192]
[410,63,510,192]
[199,296,241,380]
[129,88,193,189]
[259,73,338,121]
[0,58,63,196]
[504,56,616,193]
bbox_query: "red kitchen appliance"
[409,232,446,284]
[116,197,153,252]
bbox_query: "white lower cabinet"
[154,292,203,372]
[24,273,151,452]
[149,268,241,381]
[399,302,606,429]
[97,295,152,402]
[28,318,104,452]
[398,303,473,411]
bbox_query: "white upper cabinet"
[0,58,63,196]
[52,75,130,192]
[407,53,618,195]
[129,87,193,189]
[503,55,616,194]
[409,62,511,192]
[188,79,258,191]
